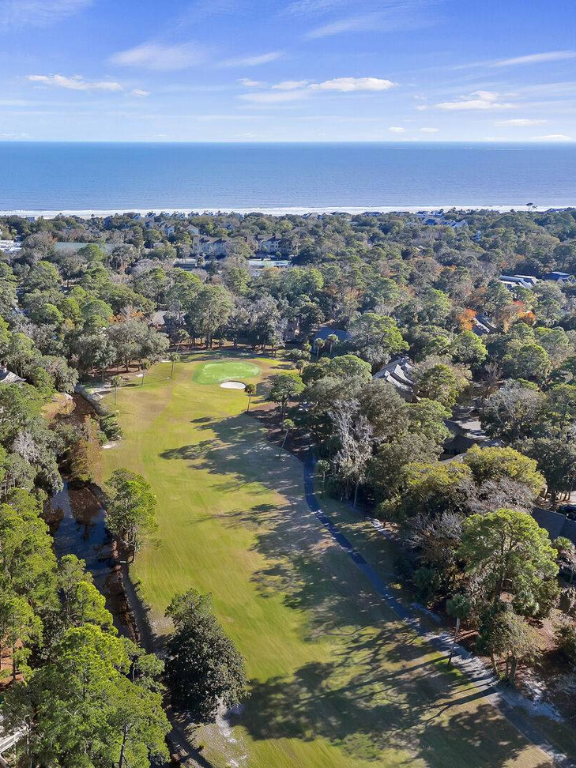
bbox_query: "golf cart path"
[302,456,575,768]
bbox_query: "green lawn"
[193,360,261,385]
[102,351,551,768]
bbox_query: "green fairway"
[102,352,551,768]
[193,360,261,385]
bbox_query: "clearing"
[101,351,554,768]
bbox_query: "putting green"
[193,361,260,385]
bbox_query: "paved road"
[303,455,575,768]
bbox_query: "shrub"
[556,622,576,667]
[100,414,123,441]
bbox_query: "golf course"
[101,351,553,768]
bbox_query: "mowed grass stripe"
[102,353,551,768]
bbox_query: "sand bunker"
[220,381,246,390]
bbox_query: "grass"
[193,360,261,385]
[101,351,552,768]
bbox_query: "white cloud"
[130,89,150,97]
[436,90,513,111]
[238,78,266,88]
[220,51,283,67]
[533,134,573,141]
[492,50,576,67]
[415,105,428,111]
[239,90,309,104]
[110,42,208,71]
[420,127,439,133]
[240,76,396,104]
[272,80,310,90]
[27,74,124,92]
[309,77,395,92]
[495,118,547,126]
[388,126,405,133]
[0,0,91,29]
[304,1,442,39]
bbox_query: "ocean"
[1,141,576,216]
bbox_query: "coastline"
[1,203,575,218]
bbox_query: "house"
[313,326,350,344]
[0,240,21,254]
[543,271,574,283]
[443,409,502,456]
[248,258,290,275]
[500,274,538,290]
[472,315,496,336]
[194,237,237,258]
[373,355,415,400]
[255,236,282,256]
[532,507,576,547]
[0,367,24,385]
[515,275,538,287]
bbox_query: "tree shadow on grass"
[159,413,545,765]
[237,660,539,766]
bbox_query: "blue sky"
[0,0,575,142]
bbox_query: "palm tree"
[140,359,150,386]
[111,375,121,405]
[446,595,471,665]
[278,419,295,459]
[168,352,180,379]
[313,337,325,359]
[245,383,256,412]
[327,334,339,358]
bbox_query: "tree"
[478,608,540,685]
[186,284,233,347]
[168,351,179,379]
[268,372,304,424]
[278,418,295,458]
[503,342,551,383]
[408,399,451,446]
[111,374,121,405]
[358,379,408,442]
[446,594,471,664]
[415,363,469,409]
[313,337,325,359]
[69,415,101,485]
[0,590,41,680]
[105,470,157,560]
[245,382,256,412]
[463,445,545,499]
[316,458,331,495]
[327,333,339,357]
[534,281,566,326]
[481,381,544,442]
[325,354,372,382]
[330,401,373,506]
[165,589,247,722]
[368,433,441,502]
[348,312,408,368]
[390,461,474,523]
[450,330,487,367]
[459,509,558,616]
[4,624,169,767]
[521,438,576,502]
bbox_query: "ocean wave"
[1,204,574,219]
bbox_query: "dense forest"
[2,207,576,764]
